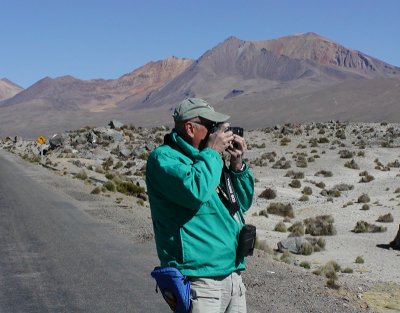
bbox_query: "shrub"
[361,204,370,211]
[332,183,354,191]
[339,150,354,159]
[358,194,370,203]
[315,170,333,177]
[289,179,301,188]
[102,157,114,171]
[104,180,116,192]
[116,181,145,196]
[299,241,313,255]
[280,251,293,264]
[355,256,364,264]
[299,194,309,201]
[259,209,268,218]
[344,159,360,170]
[274,221,287,232]
[315,181,326,189]
[342,267,354,274]
[259,188,277,199]
[254,238,274,254]
[359,174,375,183]
[318,137,330,144]
[377,213,394,223]
[306,237,326,251]
[352,221,387,233]
[296,159,308,168]
[91,186,102,194]
[285,170,304,179]
[113,161,123,169]
[267,203,294,218]
[95,165,105,174]
[288,221,305,236]
[302,186,313,195]
[394,187,400,193]
[75,170,88,180]
[300,261,311,269]
[304,215,336,236]
[272,158,291,169]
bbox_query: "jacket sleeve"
[146,147,223,212]
[230,163,254,213]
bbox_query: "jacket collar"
[168,130,200,159]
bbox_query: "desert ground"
[1,121,400,312]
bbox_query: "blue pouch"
[151,266,191,313]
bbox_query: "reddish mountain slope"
[0,78,23,100]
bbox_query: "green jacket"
[146,131,254,277]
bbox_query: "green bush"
[299,194,309,201]
[377,213,394,223]
[288,221,305,236]
[116,181,145,196]
[355,256,364,264]
[267,203,294,218]
[357,194,370,203]
[104,180,116,192]
[259,188,277,199]
[352,221,387,233]
[300,261,311,269]
[304,215,336,236]
[302,186,313,195]
[315,170,333,177]
[289,179,301,188]
[91,186,102,194]
[342,267,354,274]
[344,159,359,170]
[75,170,88,180]
[361,204,370,211]
[274,221,287,232]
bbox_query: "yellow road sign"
[36,136,46,145]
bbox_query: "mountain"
[139,33,399,108]
[0,78,23,101]
[0,33,399,137]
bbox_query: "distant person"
[146,98,254,313]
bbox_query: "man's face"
[185,117,215,149]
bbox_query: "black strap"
[220,164,240,216]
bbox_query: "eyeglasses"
[188,119,217,131]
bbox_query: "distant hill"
[0,78,23,101]
[0,33,399,137]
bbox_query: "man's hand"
[226,134,247,171]
[206,123,234,153]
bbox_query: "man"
[146,98,254,313]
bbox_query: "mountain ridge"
[1,32,399,137]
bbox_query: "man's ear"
[185,122,195,138]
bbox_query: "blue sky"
[1,0,399,88]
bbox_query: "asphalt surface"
[0,151,166,313]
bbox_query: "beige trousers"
[190,271,246,313]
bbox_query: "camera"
[227,126,244,137]
[211,124,244,137]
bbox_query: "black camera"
[227,126,244,137]
[211,124,244,137]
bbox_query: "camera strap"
[218,164,240,216]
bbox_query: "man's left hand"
[226,134,247,171]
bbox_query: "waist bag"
[151,266,191,313]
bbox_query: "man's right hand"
[206,123,234,153]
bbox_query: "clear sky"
[1,0,399,88]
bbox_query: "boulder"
[119,148,132,158]
[109,120,124,129]
[277,237,308,254]
[49,133,68,149]
[87,131,98,144]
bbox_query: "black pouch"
[237,224,256,258]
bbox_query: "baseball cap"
[173,98,230,122]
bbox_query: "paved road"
[0,151,166,313]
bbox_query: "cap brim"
[198,110,230,123]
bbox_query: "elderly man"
[146,98,254,313]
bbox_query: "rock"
[92,147,112,160]
[109,120,124,129]
[119,148,132,158]
[138,192,147,201]
[49,133,68,149]
[76,135,87,145]
[145,143,156,151]
[277,237,308,254]
[87,131,98,144]
[132,148,147,157]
